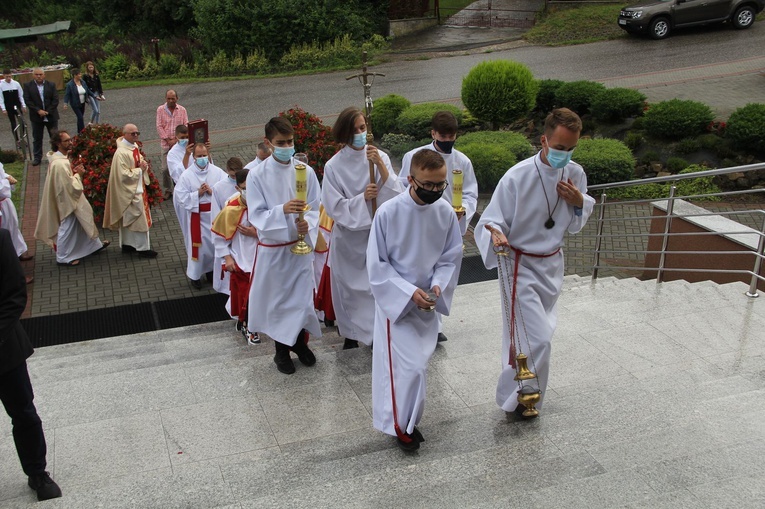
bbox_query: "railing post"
[591,193,607,281]
[435,0,441,24]
[746,215,765,298]
[656,185,676,284]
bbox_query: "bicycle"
[10,105,32,162]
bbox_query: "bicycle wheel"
[14,111,32,162]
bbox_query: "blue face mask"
[196,156,208,168]
[546,147,573,169]
[272,145,295,162]
[228,174,236,182]
[351,131,367,148]
[177,138,188,148]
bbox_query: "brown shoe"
[25,275,34,285]
[19,253,34,261]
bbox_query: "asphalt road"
[3,21,764,149]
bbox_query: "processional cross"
[346,51,385,214]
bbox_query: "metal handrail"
[572,162,765,297]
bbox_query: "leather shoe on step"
[137,249,158,258]
[28,472,62,501]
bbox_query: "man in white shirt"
[1,70,27,146]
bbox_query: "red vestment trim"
[190,202,212,261]
[387,319,413,443]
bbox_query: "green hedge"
[395,103,463,138]
[535,79,565,113]
[380,134,431,159]
[455,131,533,161]
[573,138,635,186]
[458,143,516,192]
[643,99,714,140]
[726,103,765,152]
[461,60,537,128]
[554,81,606,116]
[607,164,720,201]
[371,94,411,136]
[590,88,646,123]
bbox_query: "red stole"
[132,147,152,228]
[229,267,250,320]
[190,202,212,261]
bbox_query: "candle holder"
[452,169,466,215]
[291,154,313,255]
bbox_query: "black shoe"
[190,278,202,289]
[342,338,359,350]
[324,319,334,327]
[274,342,296,374]
[137,249,158,258]
[205,271,213,283]
[437,332,448,342]
[28,472,62,501]
[121,244,136,253]
[412,426,425,443]
[32,159,41,166]
[291,332,316,366]
[396,434,420,452]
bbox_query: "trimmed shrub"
[666,157,690,173]
[676,164,721,200]
[643,99,714,140]
[607,164,721,201]
[726,103,765,152]
[246,49,271,74]
[371,94,411,136]
[458,143,517,192]
[455,131,533,161]
[573,138,635,186]
[590,88,646,122]
[631,116,645,130]
[0,149,20,164]
[279,34,358,71]
[624,132,644,150]
[639,150,661,166]
[395,103,463,138]
[536,79,564,113]
[380,134,430,159]
[461,60,538,128]
[554,81,606,116]
[674,138,700,154]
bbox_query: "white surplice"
[246,155,322,346]
[321,145,404,344]
[210,176,239,294]
[475,152,595,412]
[174,161,226,280]
[167,143,188,184]
[399,142,479,333]
[244,157,265,171]
[368,190,463,437]
[212,194,258,317]
[0,163,27,256]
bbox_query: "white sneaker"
[246,330,260,345]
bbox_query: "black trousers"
[6,107,19,141]
[0,361,47,476]
[30,118,58,163]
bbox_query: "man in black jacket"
[22,68,59,166]
[0,229,62,501]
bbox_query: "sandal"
[57,259,80,267]
[94,240,111,254]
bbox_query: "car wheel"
[732,6,755,29]
[649,17,671,39]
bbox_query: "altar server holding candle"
[398,110,478,343]
[246,117,321,375]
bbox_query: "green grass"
[3,160,25,204]
[524,5,628,46]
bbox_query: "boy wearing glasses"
[103,124,158,258]
[367,149,463,452]
[398,111,478,343]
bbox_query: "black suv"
[618,0,764,39]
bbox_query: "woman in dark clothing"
[82,61,105,124]
[63,69,97,132]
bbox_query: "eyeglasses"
[127,132,140,136]
[412,177,449,192]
